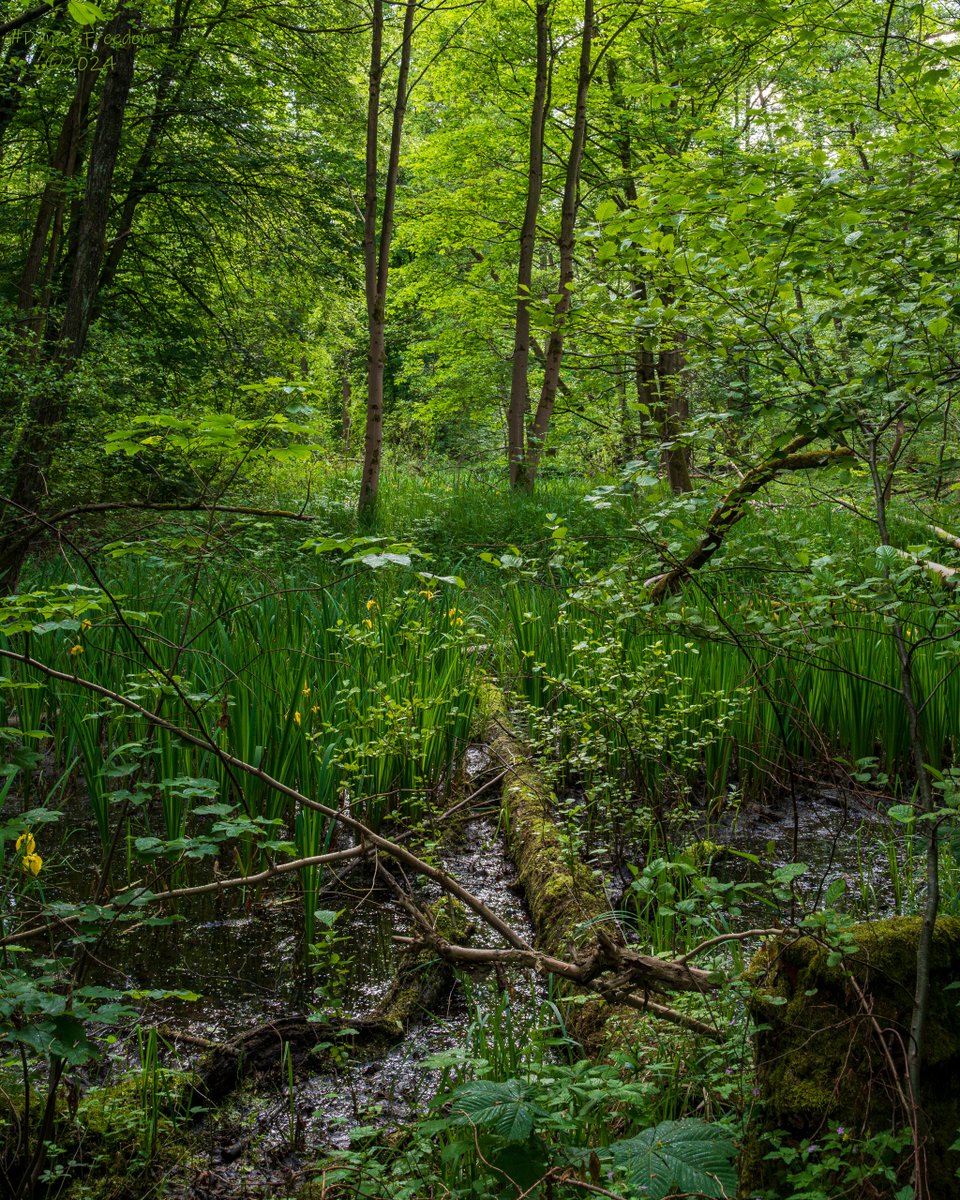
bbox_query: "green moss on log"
[479,679,640,1050]
[742,916,960,1199]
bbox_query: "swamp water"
[20,755,924,1197]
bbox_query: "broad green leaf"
[602,1118,737,1200]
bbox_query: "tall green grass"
[0,563,480,953]
[505,583,960,808]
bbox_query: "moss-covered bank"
[742,916,960,1198]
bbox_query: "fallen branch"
[891,546,959,588]
[0,649,736,1043]
[478,681,722,1046]
[927,524,960,552]
[0,496,318,566]
[386,871,720,1040]
[646,438,855,602]
[189,899,465,1106]
[0,646,532,955]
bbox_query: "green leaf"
[447,1079,547,1143]
[354,552,412,569]
[772,862,808,886]
[602,1118,737,1200]
[887,804,914,823]
[67,0,105,24]
[595,199,618,222]
[928,316,949,338]
[824,878,846,905]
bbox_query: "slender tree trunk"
[865,429,936,1190]
[57,21,137,359]
[16,54,101,347]
[341,356,352,449]
[1,13,137,589]
[506,1,550,488]
[522,0,593,492]
[654,340,692,493]
[618,358,636,465]
[358,0,415,515]
[98,2,192,299]
[607,54,691,491]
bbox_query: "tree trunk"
[606,54,691,490]
[865,430,938,1184]
[1,14,137,589]
[341,356,352,449]
[358,0,415,515]
[655,341,692,493]
[506,1,550,488]
[97,3,192,300]
[522,0,593,492]
[57,20,137,360]
[618,358,636,465]
[15,52,101,348]
[646,435,854,602]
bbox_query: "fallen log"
[645,438,855,602]
[476,680,719,1048]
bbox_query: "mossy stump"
[742,917,960,1198]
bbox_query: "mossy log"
[189,904,463,1108]
[741,916,960,1199]
[477,680,714,1049]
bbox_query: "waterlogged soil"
[582,781,911,926]
[152,813,540,1199]
[717,785,912,918]
[38,740,533,1197]
[16,744,922,1198]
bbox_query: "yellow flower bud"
[366,599,378,612]
[69,644,84,656]
[16,831,36,856]
[21,852,42,877]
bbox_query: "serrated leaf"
[595,199,618,222]
[928,316,949,338]
[603,1118,737,1200]
[67,0,105,24]
[447,1079,546,1143]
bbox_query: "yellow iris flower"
[22,853,42,877]
[16,832,42,876]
